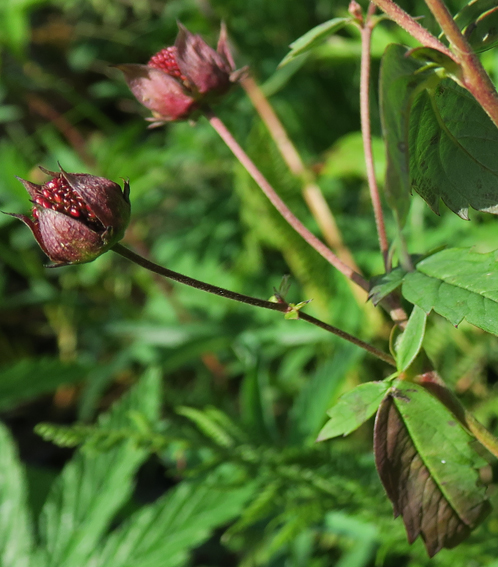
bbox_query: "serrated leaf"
[177,406,235,448]
[38,368,161,567]
[279,18,350,67]
[374,380,490,557]
[395,306,427,372]
[88,477,255,567]
[0,423,34,567]
[401,247,498,336]
[317,381,390,441]
[379,44,436,225]
[410,80,498,219]
[369,266,406,305]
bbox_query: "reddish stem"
[371,0,455,59]
[204,107,369,292]
[359,3,389,269]
[424,0,498,129]
[112,243,395,366]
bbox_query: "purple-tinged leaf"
[374,380,490,557]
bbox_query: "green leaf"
[379,44,437,225]
[0,358,89,411]
[317,381,390,441]
[465,6,498,53]
[37,368,162,567]
[401,247,498,336]
[375,380,490,556]
[395,305,427,372]
[454,0,498,30]
[177,406,235,448]
[410,80,498,219]
[240,364,278,442]
[88,477,255,567]
[0,423,34,567]
[279,18,350,67]
[289,343,363,444]
[454,0,498,52]
[368,266,406,305]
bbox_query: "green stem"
[112,243,395,366]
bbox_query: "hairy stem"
[240,75,359,270]
[112,243,395,366]
[203,107,370,292]
[424,0,498,129]
[371,0,454,59]
[360,3,389,269]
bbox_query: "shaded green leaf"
[317,381,390,441]
[289,343,363,444]
[402,247,498,336]
[240,364,278,442]
[0,423,34,567]
[369,266,406,305]
[279,18,350,67]
[454,0,498,30]
[410,80,498,219]
[455,0,498,52]
[465,6,498,53]
[89,477,255,567]
[0,358,89,411]
[177,406,235,448]
[38,368,161,567]
[374,379,490,557]
[379,44,436,225]
[395,305,427,372]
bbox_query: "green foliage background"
[1,0,498,565]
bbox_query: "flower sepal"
[5,165,130,267]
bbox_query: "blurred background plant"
[1,0,498,565]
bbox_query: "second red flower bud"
[116,23,245,124]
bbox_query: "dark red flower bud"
[116,22,245,125]
[5,166,130,266]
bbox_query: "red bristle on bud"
[148,47,187,82]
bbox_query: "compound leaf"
[89,476,254,567]
[38,368,161,567]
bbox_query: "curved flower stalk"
[116,23,245,125]
[4,163,395,364]
[5,166,130,266]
